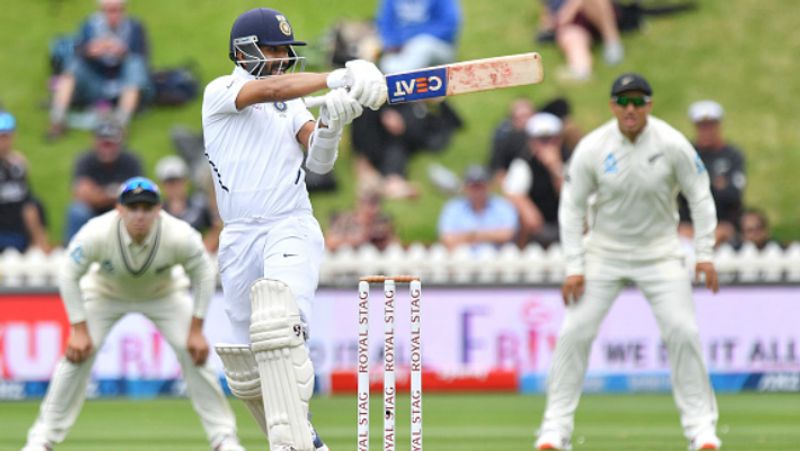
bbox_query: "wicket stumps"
[358,275,423,451]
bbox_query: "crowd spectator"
[351,100,462,199]
[155,156,222,252]
[326,188,398,251]
[346,0,463,199]
[489,97,582,188]
[678,100,746,246]
[503,112,569,247]
[538,0,624,82]
[438,165,518,252]
[376,0,461,73]
[539,97,583,152]
[738,208,781,250]
[488,98,536,186]
[64,121,142,241]
[0,111,51,253]
[47,0,151,140]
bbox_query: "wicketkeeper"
[23,177,244,451]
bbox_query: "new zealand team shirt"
[201,66,315,224]
[559,116,717,276]
[60,210,215,324]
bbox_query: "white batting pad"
[249,279,314,451]
[215,344,268,437]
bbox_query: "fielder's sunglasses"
[120,177,160,197]
[613,95,651,107]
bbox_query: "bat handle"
[303,95,325,108]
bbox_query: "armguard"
[306,123,342,174]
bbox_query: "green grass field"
[0,1,798,243]
[2,393,798,450]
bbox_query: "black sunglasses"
[613,95,651,107]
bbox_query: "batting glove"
[326,60,387,111]
[319,88,363,133]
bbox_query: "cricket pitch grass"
[1,393,797,450]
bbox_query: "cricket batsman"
[23,177,244,451]
[534,73,722,451]
[202,7,386,451]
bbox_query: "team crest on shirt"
[276,15,292,36]
[100,259,114,273]
[603,153,619,174]
[273,101,287,112]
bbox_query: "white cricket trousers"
[540,255,718,441]
[25,292,238,448]
[217,214,325,345]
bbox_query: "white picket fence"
[1,241,798,288]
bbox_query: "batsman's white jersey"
[539,116,719,444]
[25,210,239,450]
[560,116,717,275]
[202,66,324,344]
[202,66,314,222]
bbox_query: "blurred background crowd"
[0,0,795,259]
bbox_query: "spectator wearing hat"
[64,120,142,241]
[326,187,398,251]
[503,112,570,247]
[488,98,536,186]
[0,111,51,253]
[156,156,222,252]
[488,97,583,188]
[678,100,746,246]
[437,164,518,252]
[47,0,151,140]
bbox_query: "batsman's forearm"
[255,73,328,101]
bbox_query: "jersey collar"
[232,65,257,80]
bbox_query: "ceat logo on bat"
[386,67,448,104]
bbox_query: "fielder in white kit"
[535,73,722,451]
[23,177,244,451]
[201,7,386,451]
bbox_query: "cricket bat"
[305,52,543,107]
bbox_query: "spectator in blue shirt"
[48,0,150,140]
[438,165,518,252]
[376,0,461,73]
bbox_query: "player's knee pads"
[216,344,269,437]
[214,344,261,401]
[249,279,315,451]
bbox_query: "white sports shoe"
[535,430,572,450]
[689,431,722,450]
[603,41,625,66]
[21,441,52,451]
[213,436,245,451]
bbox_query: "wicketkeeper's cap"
[119,177,161,206]
[610,73,653,97]
[688,100,724,123]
